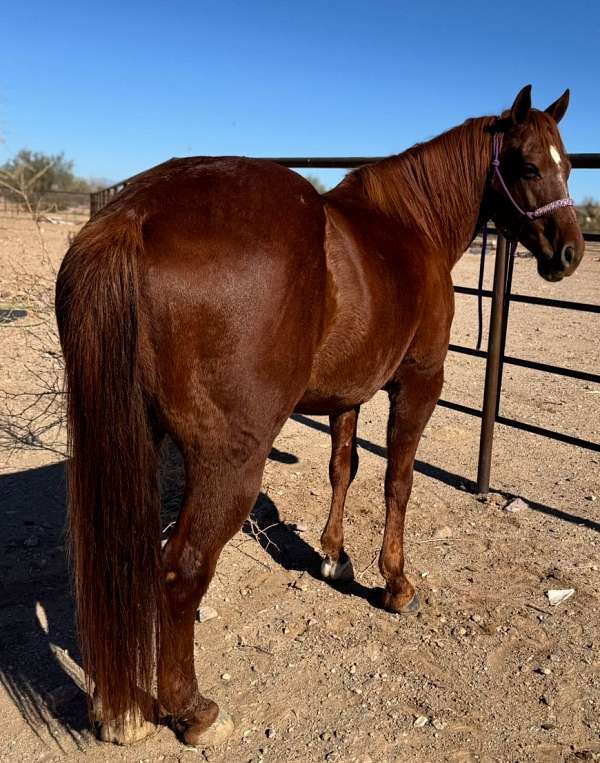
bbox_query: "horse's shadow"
[244,491,381,607]
[0,459,89,752]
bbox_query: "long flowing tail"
[55,211,163,724]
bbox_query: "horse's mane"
[342,115,499,251]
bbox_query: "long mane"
[343,116,498,251]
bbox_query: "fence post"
[476,233,509,494]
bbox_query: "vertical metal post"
[495,242,515,418]
[476,233,509,494]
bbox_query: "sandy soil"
[0,214,599,763]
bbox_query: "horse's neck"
[334,118,493,267]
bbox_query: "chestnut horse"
[55,85,584,746]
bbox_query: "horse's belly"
[294,338,409,415]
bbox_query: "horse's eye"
[523,163,540,179]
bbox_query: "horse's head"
[489,85,584,282]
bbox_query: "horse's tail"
[55,210,164,724]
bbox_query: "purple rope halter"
[474,133,574,351]
[491,132,574,219]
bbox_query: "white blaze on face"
[547,143,575,219]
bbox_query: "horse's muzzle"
[537,240,584,282]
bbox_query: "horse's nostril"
[561,245,575,269]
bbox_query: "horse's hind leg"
[158,430,270,747]
[320,407,359,582]
[379,365,443,614]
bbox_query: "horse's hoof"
[382,588,421,616]
[184,708,234,748]
[399,591,421,615]
[94,694,159,745]
[96,712,159,745]
[321,555,354,582]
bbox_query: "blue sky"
[1,0,599,199]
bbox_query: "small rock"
[310,489,320,497]
[265,728,275,739]
[471,614,483,624]
[433,526,452,540]
[413,715,429,728]
[432,718,444,730]
[221,673,231,681]
[546,588,575,606]
[585,495,597,502]
[196,605,218,623]
[420,571,429,578]
[294,521,309,532]
[504,497,528,513]
[541,720,556,730]
[349,664,356,675]
[320,731,332,742]
[535,667,552,676]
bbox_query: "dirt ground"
[0,214,598,763]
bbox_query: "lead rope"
[475,229,518,352]
[475,223,488,351]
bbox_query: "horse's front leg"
[379,365,443,614]
[320,406,359,582]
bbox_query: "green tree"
[0,149,98,197]
[576,197,600,232]
[304,174,327,194]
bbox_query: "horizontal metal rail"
[455,285,600,312]
[447,343,600,384]
[89,153,600,209]
[236,153,600,170]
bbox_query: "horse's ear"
[510,85,532,124]
[545,88,570,124]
